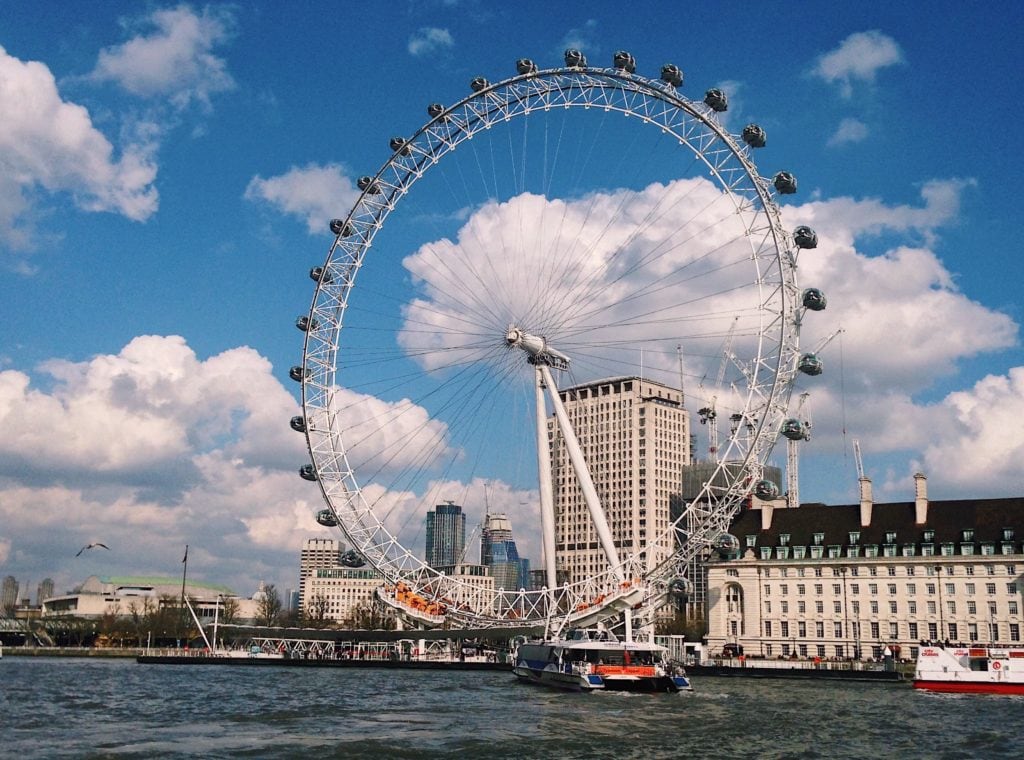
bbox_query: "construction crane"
[853,439,865,480]
[785,392,811,509]
[698,317,738,463]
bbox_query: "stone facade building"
[706,474,1024,662]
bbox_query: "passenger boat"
[913,645,1024,695]
[513,629,691,692]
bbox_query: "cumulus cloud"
[559,19,599,57]
[813,30,904,97]
[0,46,158,252]
[88,4,236,109]
[827,117,869,146]
[245,164,361,234]
[408,27,454,57]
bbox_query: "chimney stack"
[859,476,873,527]
[761,503,774,531]
[914,472,928,525]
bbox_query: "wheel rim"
[297,62,804,628]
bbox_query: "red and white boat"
[913,645,1024,695]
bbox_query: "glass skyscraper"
[425,501,466,568]
[480,512,528,591]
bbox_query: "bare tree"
[305,593,332,629]
[256,584,283,627]
[344,600,396,631]
[220,596,240,625]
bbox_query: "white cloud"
[559,19,599,58]
[813,30,904,97]
[827,117,869,146]
[0,46,158,252]
[408,27,454,57]
[88,4,235,109]
[244,164,361,234]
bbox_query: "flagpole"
[180,545,189,648]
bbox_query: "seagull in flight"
[76,542,110,557]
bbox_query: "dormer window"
[962,529,974,542]
[746,535,758,547]
[813,532,824,546]
[779,533,790,547]
[848,531,860,544]
[1003,528,1015,541]
[885,531,897,544]
[923,529,935,542]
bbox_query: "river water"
[2,657,1022,759]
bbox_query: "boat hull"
[913,645,1024,695]
[912,680,1024,695]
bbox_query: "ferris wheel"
[291,50,825,631]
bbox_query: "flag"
[182,545,189,564]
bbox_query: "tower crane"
[785,392,811,509]
[698,317,738,463]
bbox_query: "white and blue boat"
[514,629,691,693]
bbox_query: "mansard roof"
[732,497,1024,548]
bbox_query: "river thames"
[2,657,1022,758]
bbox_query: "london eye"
[291,50,824,631]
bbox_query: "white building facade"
[550,376,689,585]
[707,476,1024,662]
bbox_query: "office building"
[425,502,466,568]
[299,538,347,611]
[481,512,528,591]
[550,376,689,585]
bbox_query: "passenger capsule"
[296,315,318,332]
[357,176,381,194]
[329,218,353,236]
[309,266,332,284]
[802,288,827,311]
[660,64,684,87]
[516,58,537,75]
[713,533,740,556]
[340,549,367,568]
[470,76,489,92]
[289,365,309,383]
[613,50,636,73]
[389,137,411,156]
[299,464,318,482]
[668,577,693,599]
[316,509,338,527]
[754,479,780,500]
[564,49,587,67]
[289,416,306,433]
[427,103,445,118]
[704,88,728,112]
[742,123,767,148]
[793,225,818,249]
[798,353,824,376]
[780,418,807,441]
[773,171,797,195]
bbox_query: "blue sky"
[1,1,1022,600]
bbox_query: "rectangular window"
[780,584,788,595]
[835,645,845,658]
[987,583,997,595]
[946,583,955,595]
[909,622,918,639]
[793,546,806,559]
[870,601,879,614]
[764,584,771,596]
[928,622,938,639]
[816,621,825,637]
[746,534,758,547]
[922,544,935,556]
[982,543,995,556]
[1008,565,1017,575]
[851,583,860,594]
[927,583,936,595]
[908,601,917,614]
[1009,601,1018,615]
[781,601,789,613]
[798,584,806,595]
[889,601,897,614]
[966,583,975,595]
[1011,624,1021,642]
[967,601,977,614]
[779,533,790,546]
[947,600,956,615]
[834,622,843,638]
[1009,583,1019,595]
[948,623,958,640]
[817,644,826,657]
[907,583,916,595]
[814,584,823,595]
[990,601,998,616]
[765,621,772,636]
[869,583,878,595]
[851,601,860,614]
[798,621,806,637]
[816,601,824,614]
[969,623,978,642]
[907,567,915,576]
[813,532,824,546]
[941,543,955,556]
[888,583,897,595]
[834,601,842,613]
[927,601,936,614]
[765,601,772,613]
[849,531,861,544]
[870,622,879,639]
[833,584,842,595]
[781,621,789,637]
[798,601,806,613]
[760,547,772,560]
[890,622,899,637]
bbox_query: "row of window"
[761,543,1018,559]
[764,599,1021,616]
[757,528,1015,548]
[763,620,1022,644]
[761,564,1017,577]
[764,582,1019,596]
